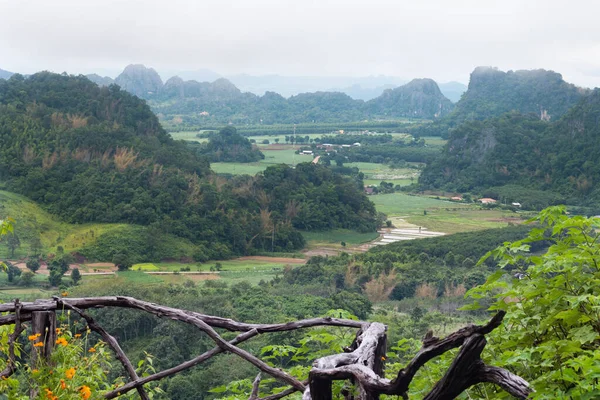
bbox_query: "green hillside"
[0,72,377,260]
[0,190,197,261]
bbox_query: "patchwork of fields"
[0,129,527,293]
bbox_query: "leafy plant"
[466,206,600,398]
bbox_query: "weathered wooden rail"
[0,296,532,399]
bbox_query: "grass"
[302,229,379,248]
[369,192,526,234]
[169,131,210,143]
[211,163,269,175]
[210,148,305,176]
[422,136,448,147]
[407,208,529,234]
[369,193,469,215]
[0,190,128,258]
[133,259,288,272]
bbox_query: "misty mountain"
[85,73,114,86]
[114,64,163,98]
[437,81,467,102]
[0,68,14,80]
[367,79,455,118]
[94,64,453,124]
[450,67,588,123]
[331,84,396,101]
[226,74,407,98]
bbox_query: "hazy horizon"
[2,0,600,88]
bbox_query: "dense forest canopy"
[0,72,378,261]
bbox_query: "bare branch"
[104,329,258,399]
[249,373,262,400]
[423,335,532,399]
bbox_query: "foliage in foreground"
[0,322,161,399]
[467,206,600,398]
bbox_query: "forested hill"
[366,78,454,119]
[92,64,454,124]
[0,72,378,260]
[411,67,590,138]
[419,89,600,207]
[451,67,588,123]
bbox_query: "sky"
[1,0,600,88]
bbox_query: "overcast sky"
[1,0,599,87]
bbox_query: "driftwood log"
[0,296,532,399]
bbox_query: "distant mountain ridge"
[0,68,14,80]
[85,73,114,86]
[101,64,455,124]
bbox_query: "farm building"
[478,198,497,204]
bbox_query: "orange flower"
[56,337,68,346]
[79,385,91,399]
[74,333,82,338]
[88,347,96,353]
[65,367,76,379]
[60,379,67,390]
[61,291,68,297]
[28,333,41,341]
[45,388,57,400]
[33,342,44,347]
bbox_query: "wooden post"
[31,311,56,366]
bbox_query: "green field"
[344,162,420,185]
[422,136,448,147]
[210,163,268,175]
[211,148,308,175]
[169,130,210,142]
[302,229,379,248]
[369,192,526,234]
[132,259,289,272]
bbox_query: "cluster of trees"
[0,73,378,263]
[420,90,600,207]
[283,225,537,303]
[194,126,264,162]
